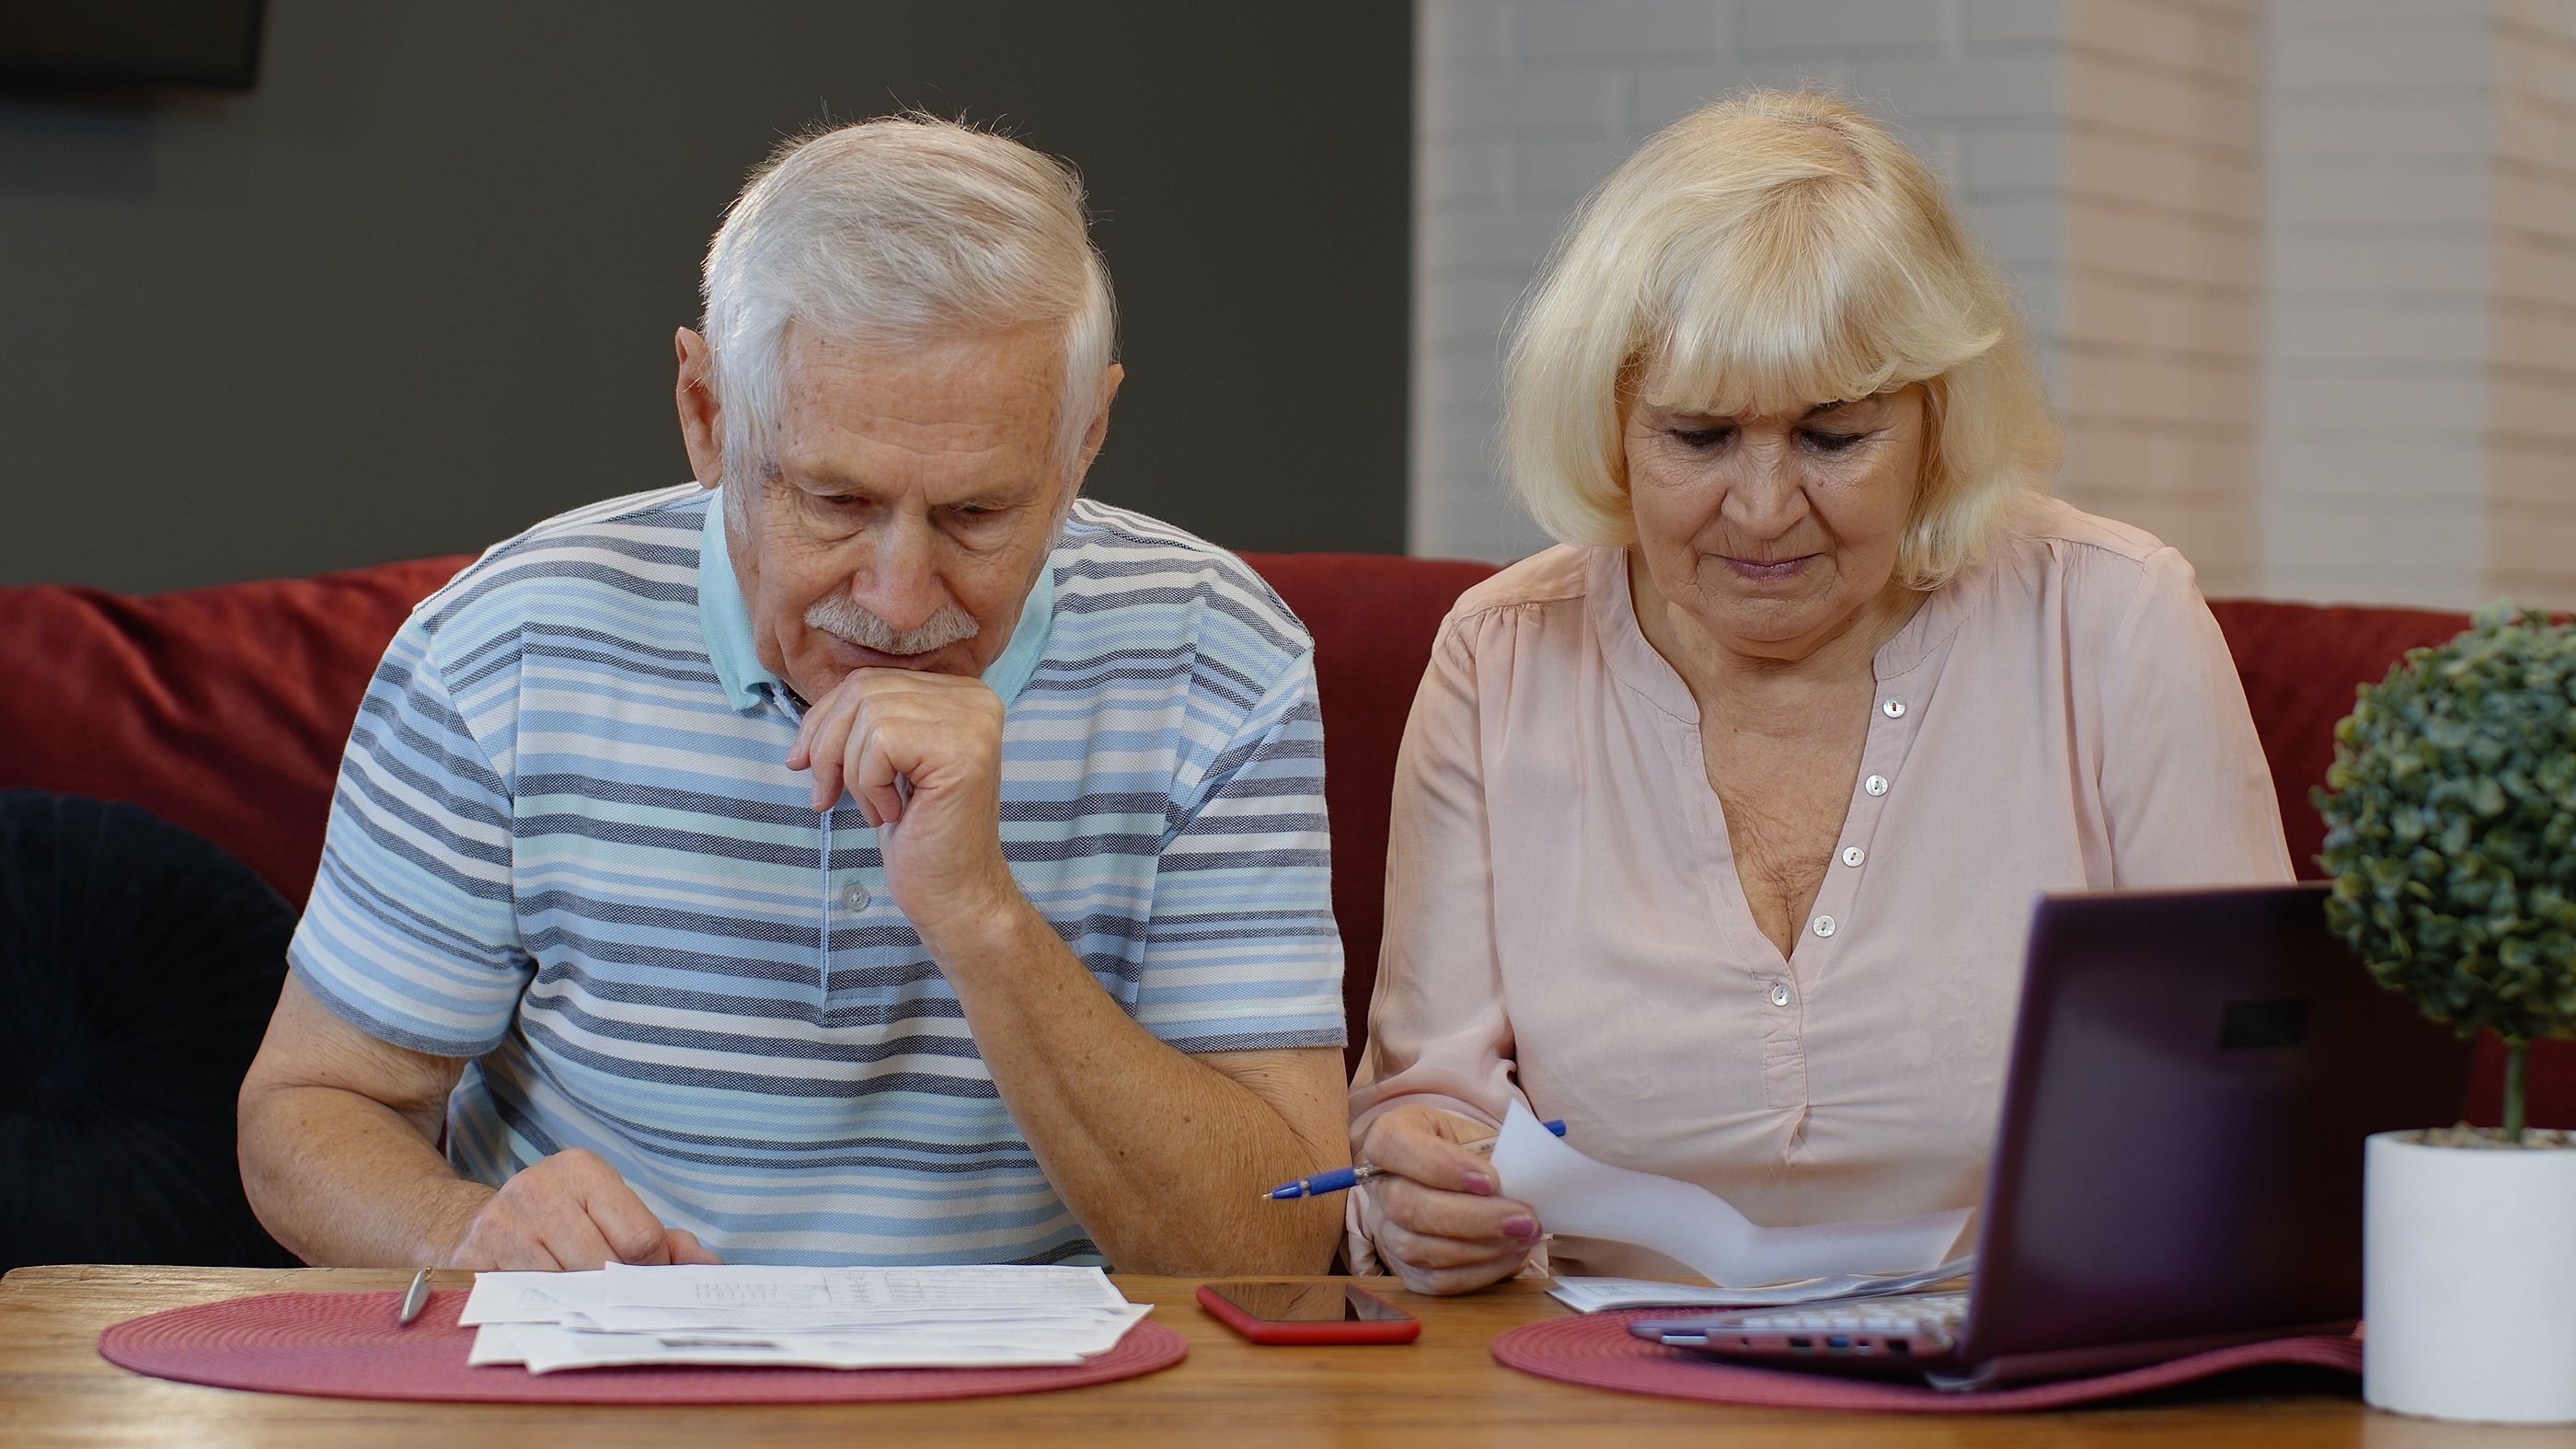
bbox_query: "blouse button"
[1811,914,1837,938]
[1841,845,1865,868]
[1880,697,1907,719]
[1769,981,1791,1007]
[841,883,871,912]
[1864,774,1890,797]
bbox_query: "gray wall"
[0,2,1411,592]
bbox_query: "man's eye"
[1803,431,1866,453]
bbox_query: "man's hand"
[785,667,1016,937]
[1358,1107,1542,1295]
[434,1148,723,1271]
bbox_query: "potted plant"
[2316,604,2576,1425]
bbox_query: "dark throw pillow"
[0,790,302,1270]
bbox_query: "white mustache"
[803,595,980,656]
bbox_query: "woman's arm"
[1346,614,1547,1293]
[2087,547,2295,886]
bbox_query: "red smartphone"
[1195,1280,1420,1345]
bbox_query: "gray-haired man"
[239,117,1350,1272]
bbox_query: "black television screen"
[0,0,267,91]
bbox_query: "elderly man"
[237,117,1350,1272]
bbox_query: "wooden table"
[0,1265,2552,1447]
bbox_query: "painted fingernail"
[1503,1215,1539,1241]
[1461,1170,1494,1195]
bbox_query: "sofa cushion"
[6,555,2560,1126]
[0,558,474,904]
[2204,598,2477,879]
[1239,552,1501,1066]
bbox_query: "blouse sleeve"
[2088,546,2295,887]
[1343,609,1541,1272]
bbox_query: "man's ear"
[674,328,724,489]
[1065,362,1124,501]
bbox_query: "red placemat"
[1491,1310,2362,1412]
[99,1289,1187,1405]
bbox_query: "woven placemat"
[1491,1309,2361,1412]
[99,1288,1186,1405]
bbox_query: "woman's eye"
[1673,427,1731,449]
[1803,431,1866,453]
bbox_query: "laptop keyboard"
[1723,1292,1969,1336]
[1651,1291,1970,1359]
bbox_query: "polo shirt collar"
[696,490,1054,712]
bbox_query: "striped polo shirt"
[289,484,1345,1266]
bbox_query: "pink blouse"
[1348,498,2294,1279]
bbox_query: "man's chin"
[800,634,981,684]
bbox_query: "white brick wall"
[2259,0,2501,609]
[1409,0,2247,576]
[2488,0,2576,607]
[1415,0,2576,608]
[1413,0,2090,564]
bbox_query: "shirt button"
[1841,845,1865,868]
[1769,981,1791,1007]
[1881,697,1907,719]
[841,883,871,912]
[1864,774,1890,797]
[1811,914,1837,938]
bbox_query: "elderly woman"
[1347,90,2292,1294]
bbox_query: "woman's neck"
[1626,548,1927,719]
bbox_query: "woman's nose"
[1720,451,1808,538]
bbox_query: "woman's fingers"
[1392,1248,1531,1297]
[1361,1109,1501,1195]
[1374,1174,1537,1245]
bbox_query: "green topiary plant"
[2315,604,2576,1145]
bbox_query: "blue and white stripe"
[290,484,1344,1265]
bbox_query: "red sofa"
[4,550,2566,1126]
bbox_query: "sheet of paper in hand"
[1488,1100,1972,1291]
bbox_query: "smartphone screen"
[1202,1281,1410,1323]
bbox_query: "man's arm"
[239,976,718,1269]
[790,660,1350,1274]
[919,900,1349,1274]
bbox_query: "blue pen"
[1260,1120,1568,1201]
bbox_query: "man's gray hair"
[699,115,1118,489]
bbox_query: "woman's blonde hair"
[1502,89,2058,587]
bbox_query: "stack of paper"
[457,1263,1152,1374]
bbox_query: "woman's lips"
[1719,554,1815,581]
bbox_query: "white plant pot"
[2364,1130,2576,1423]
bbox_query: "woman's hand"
[1358,1106,1544,1295]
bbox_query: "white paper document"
[1489,1100,1973,1291]
[458,1263,1150,1374]
[459,1270,607,1326]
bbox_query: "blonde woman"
[1348,90,2291,1294]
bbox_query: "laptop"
[1629,882,2472,1389]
